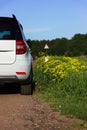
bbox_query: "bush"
[34,56,87,120]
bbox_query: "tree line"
[27,33,87,58]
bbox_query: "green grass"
[34,56,87,121]
[76,55,87,65]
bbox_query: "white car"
[0,15,33,95]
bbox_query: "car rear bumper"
[0,75,32,85]
[0,52,32,85]
[0,53,32,82]
[0,76,19,83]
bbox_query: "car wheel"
[20,84,32,95]
[20,67,33,95]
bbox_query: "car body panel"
[0,40,16,64]
[0,15,33,86]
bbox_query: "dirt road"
[0,85,84,130]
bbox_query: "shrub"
[34,56,87,120]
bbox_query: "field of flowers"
[36,55,87,81]
[34,55,87,120]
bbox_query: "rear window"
[0,18,15,40]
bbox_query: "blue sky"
[0,0,87,40]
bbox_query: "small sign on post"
[44,44,49,49]
[44,44,49,62]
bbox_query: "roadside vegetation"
[28,33,87,58]
[34,55,87,121]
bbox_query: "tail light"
[16,40,27,54]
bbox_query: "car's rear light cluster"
[16,40,27,54]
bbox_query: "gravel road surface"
[0,85,84,130]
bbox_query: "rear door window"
[0,18,15,40]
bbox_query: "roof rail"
[12,14,23,30]
[12,14,16,19]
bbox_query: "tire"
[29,67,33,84]
[20,84,32,95]
[20,66,33,95]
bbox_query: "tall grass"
[34,56,87,120]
